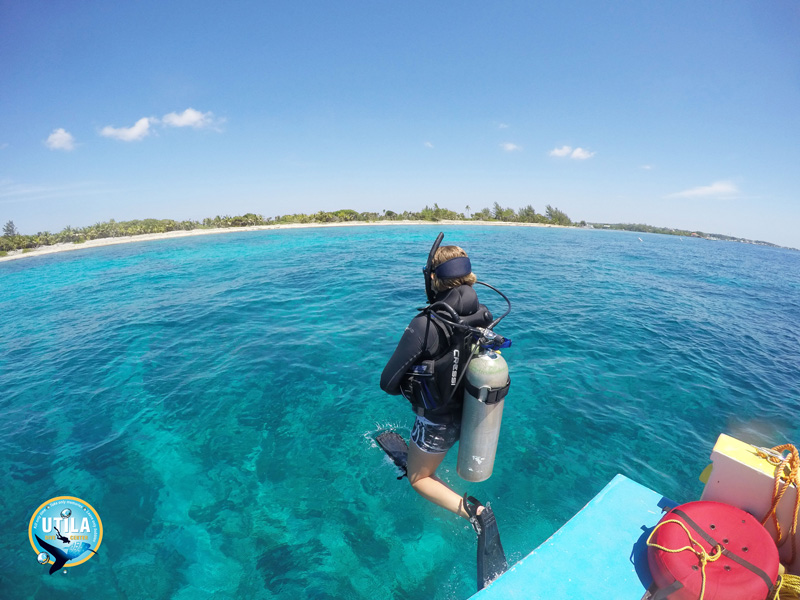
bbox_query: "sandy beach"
[0,220,564,263]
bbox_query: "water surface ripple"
[1,226,798,599]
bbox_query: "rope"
[757,444,800,565]
[647,519,724,600]
[777,573,800,599]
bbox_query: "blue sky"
[2,1,799,247]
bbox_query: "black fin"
[376,431,408,478]
[464,498,508,590]
[476,504,507,589]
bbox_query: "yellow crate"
[701,433,799,572]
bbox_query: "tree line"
[593,222,786,248]
[0,203,573,255]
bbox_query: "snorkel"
[423,232,444,304]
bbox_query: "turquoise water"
[1,225,798,599]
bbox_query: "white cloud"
[424,141,434,149]
[501,142,522,152]
[100,117,153,142]
[549,145,595,159]
[668,180,740,199]
[570,147,595,160]
[162,108,216,128]
[98,108,222,142]
[549,145,573,157]
[45,128,76,151]
[498,123,509,129]
[640,164,653,170]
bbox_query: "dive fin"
[376,431,408,479]
[464,495,508,590]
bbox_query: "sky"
[1,1,799,248]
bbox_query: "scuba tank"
[457,331,510,482]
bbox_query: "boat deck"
[471,474,676,599]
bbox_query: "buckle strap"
[465,378,510,405]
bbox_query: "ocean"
[1,225,798,599]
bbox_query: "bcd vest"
[401,307,489,417]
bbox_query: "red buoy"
[647,501,779,600]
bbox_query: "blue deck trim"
[471,474,675,599]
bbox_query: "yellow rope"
[647,519,724,600]
[757,444,800,565]
[776,573,800,599]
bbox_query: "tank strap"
[465,378,510,405]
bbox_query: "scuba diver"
[379,232,510,590]
[54,526,70,544]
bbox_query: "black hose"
[474,281,512,330]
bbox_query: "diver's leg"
[407,442,472,519]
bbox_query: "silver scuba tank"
[457,345,509,482]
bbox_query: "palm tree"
[3,220,18,237]
[465,205,471,219]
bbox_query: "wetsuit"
[380,285,493,426]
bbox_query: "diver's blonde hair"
[431,245,477,293]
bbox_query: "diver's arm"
[380,315,432,395]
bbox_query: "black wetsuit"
[380,285,492,422]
